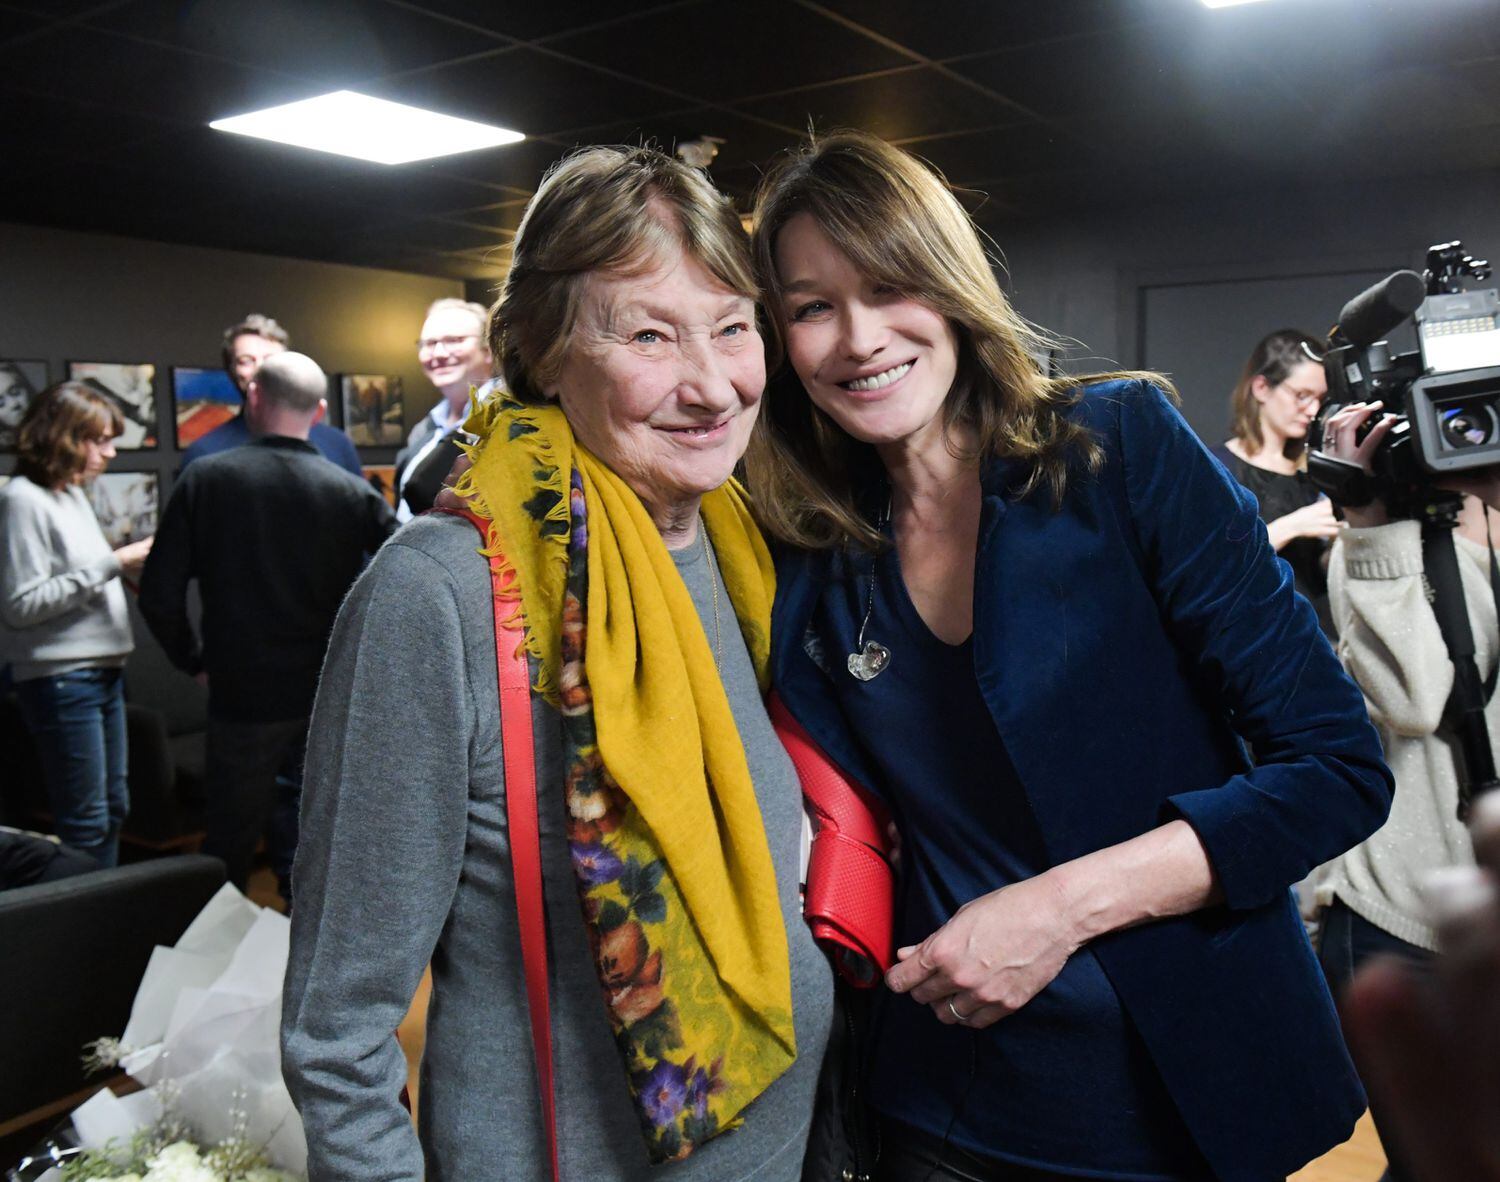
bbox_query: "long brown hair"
[1227,328,1325,463]
[16,381,123,489]
[746,131,1168,552]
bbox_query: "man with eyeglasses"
[181,313,363,476]
[394,299,496,521]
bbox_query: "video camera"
[1308,241,1500,516]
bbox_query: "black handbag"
[802,974,879,1182]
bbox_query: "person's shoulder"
[184,416,247,457]
[0,475,48,517]
[390,512,490,570]
[355,514,491,618]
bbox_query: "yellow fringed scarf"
[453,393,795,1160]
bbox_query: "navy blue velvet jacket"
[772,380,1394,1182]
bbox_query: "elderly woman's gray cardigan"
[281,513,833,1181]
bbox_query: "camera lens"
[1439,401,1500,449]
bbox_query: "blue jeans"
[14,667,129,867]
[1316,897,1432,1182]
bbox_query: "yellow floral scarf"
[453,394,796,1161]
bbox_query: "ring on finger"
[946,998,970,1024]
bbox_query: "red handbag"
[767,693,895,987]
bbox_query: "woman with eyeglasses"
[1215,328,1339,631]
[394,298,496,520]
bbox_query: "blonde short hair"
[489,145,755,403]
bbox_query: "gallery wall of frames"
[0,359,407,540]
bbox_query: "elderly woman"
[1,381,153,867]
[281,146,832,1180]
[746,132,1392,1182]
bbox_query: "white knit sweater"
[1316,519,1492,951]
[0,475,132,681]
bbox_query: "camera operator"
[1315,397,1497,1182]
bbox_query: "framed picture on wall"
[87,470,160,547]
[363,464,398,508]
[340,374,405,447]
[172,366,242,449]
[68,361,158,449]
[0,358,49,451]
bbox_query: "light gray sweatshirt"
[1317,520,1490,951]
[0,474,132,681]
[282,513,833,1182]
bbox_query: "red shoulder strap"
[439,508,560,1181]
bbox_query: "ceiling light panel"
[210,91,523,166]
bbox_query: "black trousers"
[874,1120,1247,1182]
[203,715,308,898]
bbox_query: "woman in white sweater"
[1,382,152,866]
[1316,398,1498,1181]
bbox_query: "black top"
[1211,444,1332,633]
[824,540,1204,1179]
[139,436,397,722]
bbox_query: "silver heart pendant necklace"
[847,499,893,682]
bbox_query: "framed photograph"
[0,359,49,451]
[172,366,241,449]
[68,362,158,449]
[340,374,405,447]
[87,471,160,547]
[363,463,398,508]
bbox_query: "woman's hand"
[432,454,474,512]
[114,536,153,579]
[885,872,1084,1030]
[1318,400,1399,529]
[1265,497,1343,549]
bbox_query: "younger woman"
[747,132,1392,1182]
[1,382,152,866]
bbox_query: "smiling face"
[418,305,492,402]
[774,213,959,459]
[1254,358,1326,443]
[229,332,286,394]
[547,244,764,539]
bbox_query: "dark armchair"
[0,855,226,1143]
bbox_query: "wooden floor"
[389,964,1388,1181]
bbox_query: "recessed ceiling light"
[1199,0,1272,6]
[209,90,523,165]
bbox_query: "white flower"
[141,1140,219,1182]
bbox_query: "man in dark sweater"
[140,352,396,899]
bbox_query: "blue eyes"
[631,324,750,343]
[791,300,831,321]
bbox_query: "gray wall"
[0,221,463,472]
[986,168,1500,441]
[0,223,461,725]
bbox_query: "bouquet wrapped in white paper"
[33,884,307,1182]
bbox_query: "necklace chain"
[855,497,893,651]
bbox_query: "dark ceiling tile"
[808,0,1153,63]
[369,45,681,134]
[570,108,801,174]
[0,88,176,176]
[388,0,687,45]
[0,8,48,43]
[737,67,1019,143]
[0,28,320,124]
[83,0,504,83]
[911,123,1102,189]
[545,0,911,105]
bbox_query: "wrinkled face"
[775,213,959,456]
[548,245,764,530]
[229,333,286,394]
[77,431,117,484]
[1255,358,1326,442]
[418,306,491,397]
